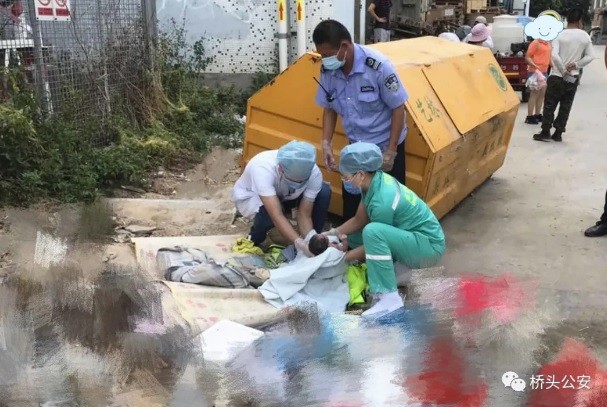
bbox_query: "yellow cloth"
[346,263,369,305]
[232,237,264,256]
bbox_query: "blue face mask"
[285,179,306,190]
[343,180,362,195]
[281,172,307,191]
[322,46,346,70]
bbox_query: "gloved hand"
[382,149,397,172]
[336,238,348,253]
[323,228,348,252]
[322,140,337,172]
[294,237,314,257]
[323,228,348,241]
[322,227,340,237]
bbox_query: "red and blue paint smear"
[404,337,488,406]
[416,272,537,325]
[455,273,535,324]
[528,338,607,407]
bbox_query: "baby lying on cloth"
[308,233,345,256]
[276,231,345,263]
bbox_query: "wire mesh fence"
[0,0,155,146]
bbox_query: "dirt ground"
[0,146,259,405]
[0,146,250,280]
[111,147,249,237]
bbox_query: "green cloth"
[346,263,369,305]
[264,245,286,269]
[360,171,446,293]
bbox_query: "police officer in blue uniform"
[312,19,409,221]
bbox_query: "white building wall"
[157,0,359,74]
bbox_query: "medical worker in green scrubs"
[325,142,446,318]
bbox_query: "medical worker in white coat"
[232,140,331,257]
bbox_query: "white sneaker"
[361,292,405,319]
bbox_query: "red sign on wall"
[34,0,53,19]
[54,0,70,18]
[34,0,71,21]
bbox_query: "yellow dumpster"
[242,36,520,219]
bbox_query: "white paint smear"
[33,231,68,268]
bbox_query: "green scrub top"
[362,171,445,244]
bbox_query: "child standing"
[525,39,552,124]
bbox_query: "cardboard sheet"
[161,281,284,333]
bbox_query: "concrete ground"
[435,45,607,404]
[439,44,607,331]
[440,47,607,292]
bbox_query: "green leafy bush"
[0,19,277,207]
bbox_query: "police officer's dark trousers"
[341,141,406,221]
[541,75,579,134]
[600,188,607,225]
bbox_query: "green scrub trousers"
[362,222,444,293]
[348,172,446,294]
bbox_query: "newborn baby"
[308,233,344,256]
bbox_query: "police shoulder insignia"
[384,73,399,92]
[365,57,382,70]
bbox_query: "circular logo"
[38,0,52,6]
[489,63,508,92]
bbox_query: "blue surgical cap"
[339,142,383,174]
[277,140,317,181]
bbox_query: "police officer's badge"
[384,73,399,92]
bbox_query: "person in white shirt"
[464,16,494,49]
[533,8,595,142]
[232,140,331,256]
[438,31,461,43]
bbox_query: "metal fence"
[0,0,156,145]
